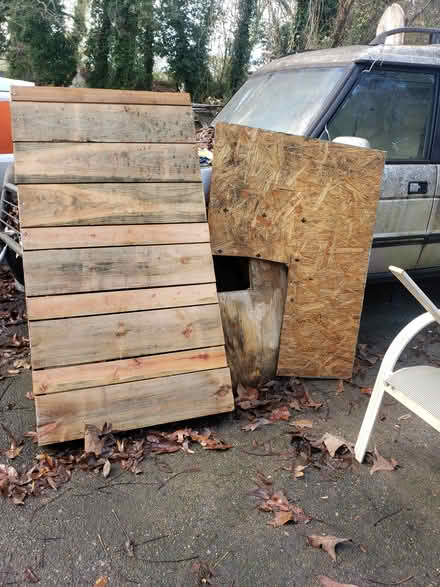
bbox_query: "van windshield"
[215,67,347,135]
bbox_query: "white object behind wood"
[376,4,405,44]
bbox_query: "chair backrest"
[389,265,440,326]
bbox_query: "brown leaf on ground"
[289,399,303,411]
[23,567,40,583]
[24,430,38,443]
[236,384,259,410]
[290,503,312,524]
[370,448,398,475]
[361,387,373,396]
[256,471,273,486]
[307,535,351,561]
[26,391,34,400]
[268,510,293,527]
[242,418,271,432]
[84,424,104,457]
[290,419,313,429]
[301,390,323,409]
[318,576,359,587]
[293,464,306,479]
[336,380,344,394]
[7,442,23,459]
[270,406,290,422]
[319,433,354,458]
[189,429,232,451]
[102,459,111,478]
[94,577,109,586]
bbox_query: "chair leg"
[354,378,386,463]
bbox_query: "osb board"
[12,88,233,444]
[209,123,384,378]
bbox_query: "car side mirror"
[332,136,371,149]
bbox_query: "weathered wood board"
[209,123,385,378]
[12,88,233,444]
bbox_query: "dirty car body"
[209,30,440,278]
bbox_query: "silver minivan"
[211,27,440,278]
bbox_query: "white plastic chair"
[354,266,440,463]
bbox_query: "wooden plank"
[218,259,287,387]
[18,184,206,227]
[15,143,200,183]
[24,243,215,296]
[13,103,195,143]
[22,223,210,250]
[209,123,384,378]
[29,304,225,369]
[33,346,228,395]
[27,283,218,320]
[36,367,234,445]
[11,86,191,106]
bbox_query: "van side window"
[326,69,435,160]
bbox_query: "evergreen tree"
[8,0,76,85]
[86,0,112,88]
[228,0,256,95]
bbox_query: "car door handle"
[408,181,428,195]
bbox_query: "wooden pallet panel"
[11,86,191,105]
[12,103,195,143]
[33,347,228,395]
[30,304,224,369]
[12,87,233,443]
[15,142,200,184]
[209,123,384,378]
[22,223,210,250]
[27,283,218,320]
[18,183,206,227]
[36,368,233,445]
[24,243,215,296]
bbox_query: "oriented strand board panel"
[209,123,384,378]
[12,88,233,444]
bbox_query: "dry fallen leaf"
[293,464,306,479]
[268,510,293,527]
[23,567,40,583]
[94,577,109,586]
[319,433,353,458]
[370,447,398,475]
[361,387,372,396]
[318,576,359,587]
[307,535,351,561]
[102,459,111,478]
[26,391,34,401]
[242,418,271,432]
[270,406,290,422]
[336,380,344,394]
[290,419,313,429]
[84,424,104,457]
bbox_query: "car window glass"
[216,67,347,136]
[326,69,435,160]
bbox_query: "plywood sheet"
[18,183,206,227]
[24,243,215,296]
[36,368,233,445]
[12,103,195,143]
[11,86,191,105]
[209,123,384,378]
[12,87,233,444]
[15,142,199,183]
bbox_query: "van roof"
[0,77,34,92]
[256,44,440,76]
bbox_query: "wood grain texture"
[15,142,200,183]
[18,183,206,227]
[24,243,215,296]
[22,223,210,250]
[36,368,234,445]
[11,86,191,106]
[13,103,195,143]
[27,283,218,320]
[33,346,228,395]
[209,123,384,378]
[30,304,225,369]
[218,259,287,387]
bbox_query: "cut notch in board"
[32,346,228,395]
[11,86,191,106]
